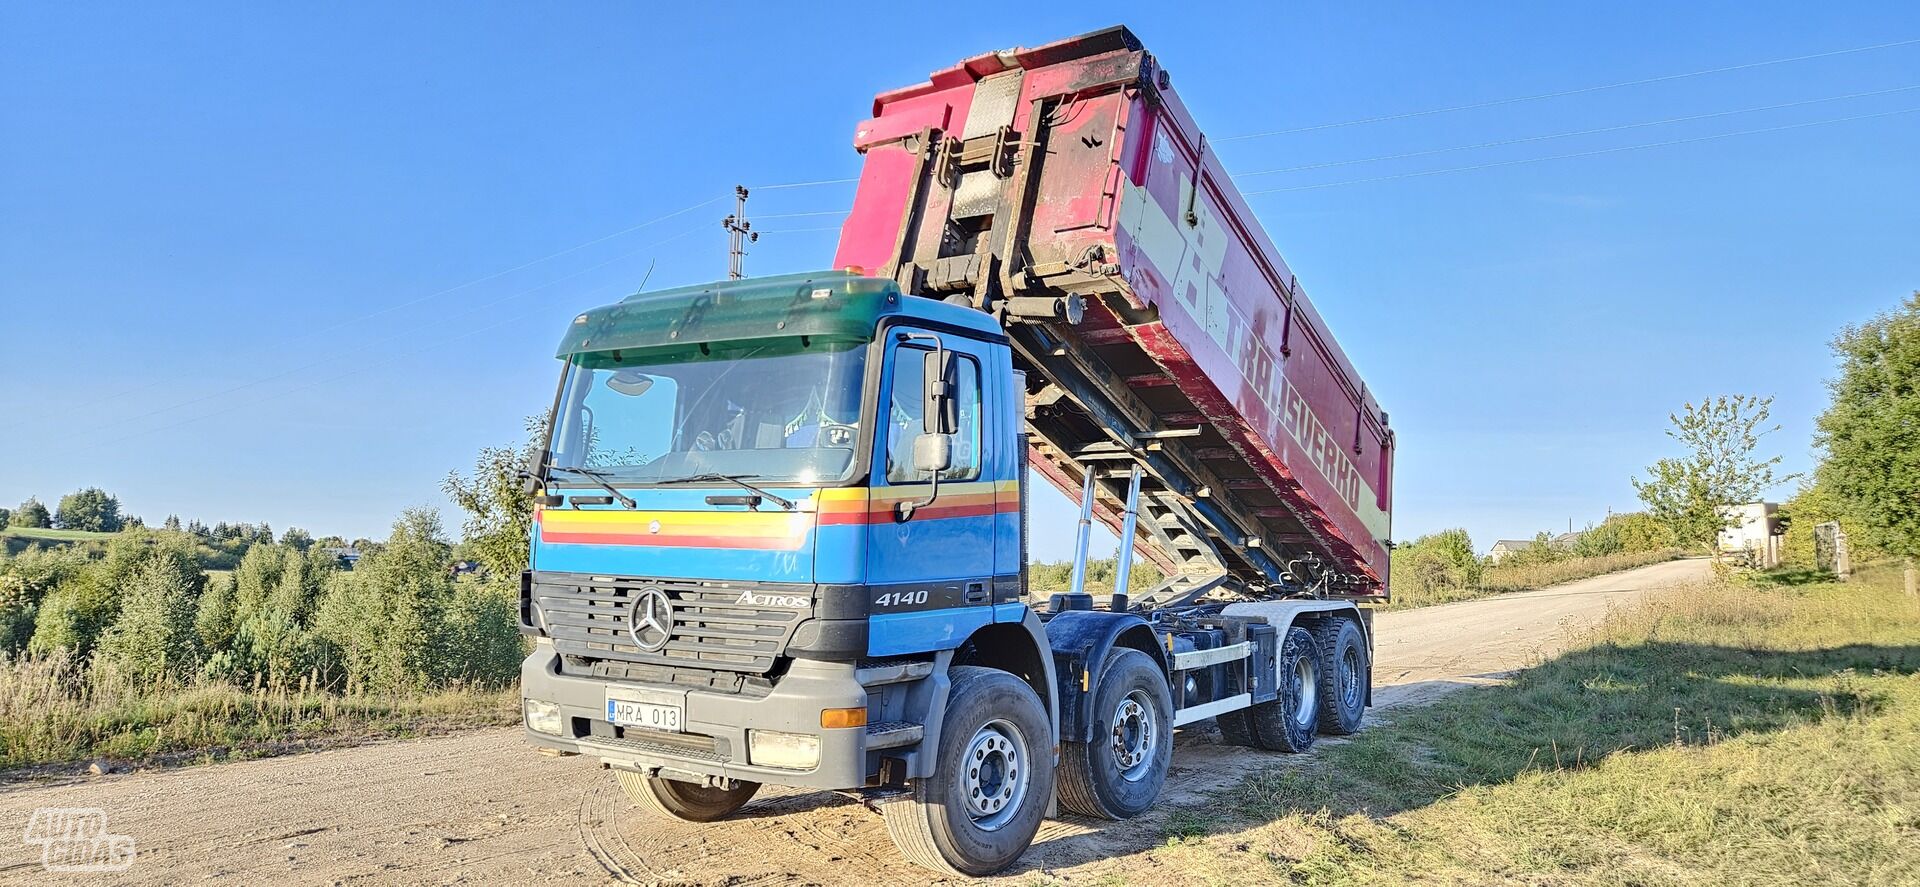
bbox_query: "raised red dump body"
[833,27,1393,598]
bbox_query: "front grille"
[536,574,809,675]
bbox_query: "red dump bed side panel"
[834,29,1394,585]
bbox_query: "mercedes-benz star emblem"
[629,588,672,652]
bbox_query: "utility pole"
[723,185,757,279]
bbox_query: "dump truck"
[518,26,1394,876]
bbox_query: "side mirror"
[922,349,957,435]
[912,432,953,474]
[520,449,549,496]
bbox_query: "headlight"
[747,730,821,770]
[524,699,564,736]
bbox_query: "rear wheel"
[1312,617,1368,735]
[883,666,1053,876]
[615,770,760,822]
[1218,626,1319,753]
[1059,648,1172,819]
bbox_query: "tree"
[97,554,202,683]
[315,508,455,692]
[230,544,285,627]
[29,532,203,658]
[163,514,182,532]
[194,571,239,652]
[1633,395,1792,553]
[0,507,9,529]
[442,415,546,578]
[54,487,124,533]
[1392,528,1484,595]
[280,527,314,551]
[1815,292,1920,593]
[10,498,50,529]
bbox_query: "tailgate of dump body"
[833,26,1393,596]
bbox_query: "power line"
[755,209,849,219]
[757,225,845,234]
[749,176,860,190]
[1233,83,1920,179]
[83,225,709,453]
[65,193,726,415]
[1219,36,1920,142]
[1241,105,1920,195]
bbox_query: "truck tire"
[1218,625,1320,753]
[1312,617,1368,735]
[614,770,760,822]
[882,666,1054,876]
[1058,648,1172,819]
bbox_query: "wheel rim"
[1340,646,1362,710]
[960,718,1029,831]
[1108,690,1157,782]
[1293,655,1318,729]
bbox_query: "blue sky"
[3,3,1916,561]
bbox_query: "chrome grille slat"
[538,575,810,675]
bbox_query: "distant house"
[1487,540,1535,563]
[322,546,362,570]
[1717,502,1783,567]
[1553,532,1582,549]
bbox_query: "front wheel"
[883,666,1054,876]
[614,770,760,822]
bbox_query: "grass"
[0,526,119,542]
[1153,561,1920,885]
[0,653,519,776]
[1382,549,1681,611]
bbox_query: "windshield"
[548,340,868,485]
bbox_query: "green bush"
[1391,528,1483,598]
[438,578,526,687]
[194,572,238,652]
[9,498,50,529]
[25,532,204,659]
[230,543,284,626]
[314,509,456,693]
[96,554,202,683]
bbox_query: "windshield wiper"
[543,465,637,509]
[658,473,795,511]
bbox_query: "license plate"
[606,697,683,733]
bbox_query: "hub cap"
[960,719,1028,831]
[1293,655,1318,729]
[1340,646,1362,710]
[1109,690,1157,782]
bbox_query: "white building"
[1717,502,1782,567]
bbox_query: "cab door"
[864,328,999,655]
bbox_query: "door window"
[884,349,982,484]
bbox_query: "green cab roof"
[556,271,904,361]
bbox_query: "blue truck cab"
[517,272,1066,854]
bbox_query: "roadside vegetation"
[0,474,527,771]
[1147,562,1920,885]
[1385,516,1680,611]
[1143,291,1920,886]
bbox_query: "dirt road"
[0,558,1708,886]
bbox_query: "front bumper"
[520,641,877,789]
